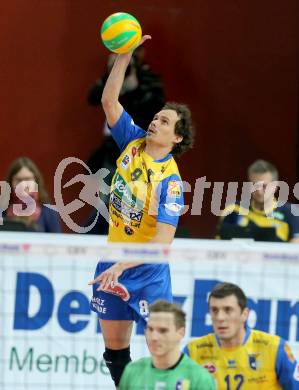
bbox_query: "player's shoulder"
[162,155,181,178]
[187,333,216,349]
[250,329,280,346]
[221,201,246,217]
[124,137,145,153]
[126,356,151,370]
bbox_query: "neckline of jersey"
[215,325,251,350]
[151,353,184,371]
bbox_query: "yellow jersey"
[184,328,299,389]
[108,110,184,243]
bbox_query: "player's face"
[209,295,249,347]
[145,312,184,358]
[249,172,276,208]
[146,109,183,151]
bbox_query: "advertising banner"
[1,233,299,389]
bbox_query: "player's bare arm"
[101,35,151,128]
[150,222,176,244]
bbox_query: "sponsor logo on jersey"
[284,343,295,363]
[196,342,213,349]
[103,282,130,301]
[167,180,181,198]
[120,154,131,169]
[252,338,269,346]
[131,168,143,181]
[203,363,216,373]
[248,354,258,370]
[124,226,134,235]
[111,218,119,227]
[131,146,137,157]
[227,360,237,369]
[110,193,143,222]
[175,379,190,390]
[112,173,144,209]
[147,169,154,182]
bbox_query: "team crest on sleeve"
[167,180,181,198]
[175,379,190,390]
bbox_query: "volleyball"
[101,12,142,54]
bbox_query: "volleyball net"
[1,232,299,389]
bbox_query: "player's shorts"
[90,261,172,326]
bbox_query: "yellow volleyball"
[101,12,142,54]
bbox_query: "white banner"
[1,232,299,389]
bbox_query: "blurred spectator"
[1,157,61,233]
[84,46,166,234]
[88,46,165,130]
[217,159,299,242]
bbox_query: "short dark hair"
[247,159,279,181]
[149,300,186,329]
[163,102,194,156]
[208,282,247,311]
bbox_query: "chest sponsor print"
[112,173,144,209]
[110,193,143,222]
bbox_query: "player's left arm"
[275,339,299,389]
[150,222,176,243]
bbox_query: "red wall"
[1,1,298,236]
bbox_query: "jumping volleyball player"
[89,35,194,388]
